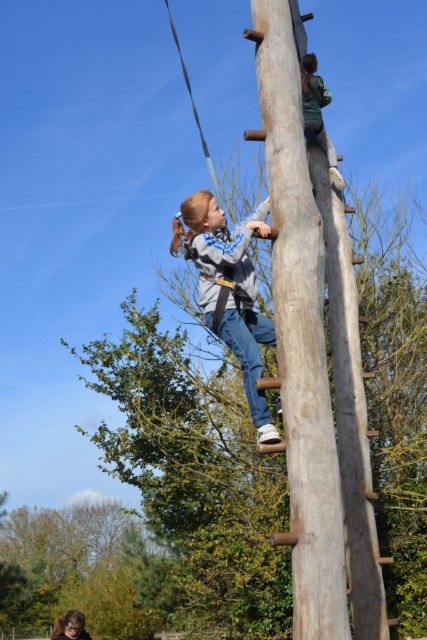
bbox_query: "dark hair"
[300,53,318,93]
[170,189,214,256]
[51,611,86,640]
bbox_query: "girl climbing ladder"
[170,190,282,445]
[301,52,345,190]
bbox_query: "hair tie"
[175,211,182,220]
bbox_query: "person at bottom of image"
[51,610,93,640]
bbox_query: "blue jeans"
[205,308,276,428]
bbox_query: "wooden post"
[309,141,390,639]
[249,1,351,638]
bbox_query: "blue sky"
[1,0,426,513]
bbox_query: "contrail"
[0,193,182,212]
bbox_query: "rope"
[163,0,221,202]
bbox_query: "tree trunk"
[309,142,390,640]
[249,1,351,638]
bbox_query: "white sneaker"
[329,167,345,190]
[257,424,281,445]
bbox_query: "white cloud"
[63,488,114,507]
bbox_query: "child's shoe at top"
[257,424,281,445]
[329,167,345,191]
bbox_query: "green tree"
[0,562,26,607]
[0,506,79,583]
[63,291,292,638]
[121,524,179,625]
[0,493,30,628]
[0,499,150,633]
[57,556,160,640]
[62,294,279,545]
[345,182,427,637]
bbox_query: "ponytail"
[51,615,66,640]
[170,215,189,256]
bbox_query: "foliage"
[394,515,427,637]
[57,556,160,640]
[0,560,28,614]
[63,295,223,543]
[0,492,30,626]
[177,493,293,640]
[349,183,427,508]
[0,498,165,635]
[62,291,284,533]
[0,499,136,579]
[122,524,179,619]
[347,181,427,637]
[62,288,292,637]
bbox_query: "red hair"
[170,189,214,256]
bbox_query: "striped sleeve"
[194,227,253,266]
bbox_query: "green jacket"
[302,75,332,122]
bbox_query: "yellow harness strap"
[201,273,235,290]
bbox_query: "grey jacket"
[185,201,270,313]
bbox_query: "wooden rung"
[337,154,343,162]
[270,532,299,547]
[345,206,356,214]
[256,377,281,390]
[352,256,365,265]
[363,372,376,380]
[244,129,267,142]
[259,440,287,454]
[367,430,380,437]
[300,12,314,22]
[365,490,379,500]
[254,227,279,240]
[378,557,394,565]
[243,28,264,43]
[388,619,399,627]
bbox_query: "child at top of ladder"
[170,190,282,446]
[301,53,345,191]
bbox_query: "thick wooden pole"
[309,142,390,640]
[249,1,351,638]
